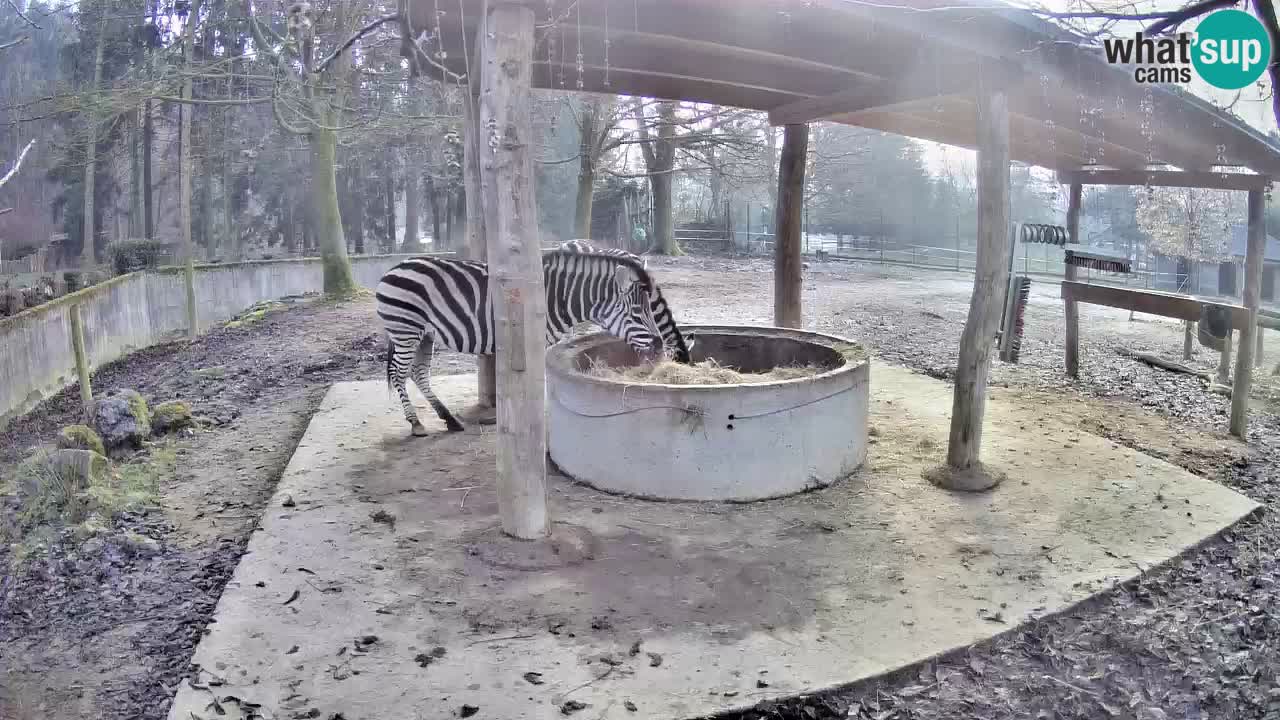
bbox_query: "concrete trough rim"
[547,323,869,390]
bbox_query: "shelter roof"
[402,0,1280,176]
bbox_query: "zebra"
[556,240,693,362]
[375,249,670,436]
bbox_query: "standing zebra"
[556,240,693,361]
[376,249,671,436]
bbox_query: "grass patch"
[225,300,287,329]
[2,443,175,553]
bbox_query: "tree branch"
[0,139,35,190]
[1252,0,1280,125]
[4,0,40,29]
[314,13,398,75]
[0,35,29,52]
[1147,0,1240,34]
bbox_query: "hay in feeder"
[585,356,826,385]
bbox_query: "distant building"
[1149,224,1280,303]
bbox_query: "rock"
[92,389,151,456]
[152,400,194,435]
[121,531,160,557]
[56,424,107,456]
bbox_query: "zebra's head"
[596,262,664,356]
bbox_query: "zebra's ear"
[613,264,639,293]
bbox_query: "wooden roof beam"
[1057,168,1274,192]
[837,108,1082,171]
[769,62,1021,126]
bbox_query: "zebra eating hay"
[556,240,693,360]
[376,248,689,436]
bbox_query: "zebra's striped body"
[556,240,692,362]
[375,249,665,435]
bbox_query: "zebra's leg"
[412,334,465,433]
[388,332,428,436]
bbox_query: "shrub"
[106,238,165,276]
[152,400,194,434]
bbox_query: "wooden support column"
[936,82,1010,491]
[478,3,548,539]
[773,123,808,328]
[1064,182,1082,378]
[463,19,496,410]
[1218,329,1234,385]
[1230,188,1266,438]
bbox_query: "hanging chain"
[575,0,584,90]
[603,0,610,88]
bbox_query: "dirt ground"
[2,256,1278,720]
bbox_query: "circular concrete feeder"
[547,325,870,502]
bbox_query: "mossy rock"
[56,425,106,456]
[91,389,152,456]
[152,400,194,435]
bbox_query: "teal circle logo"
[1192,10,1272,90]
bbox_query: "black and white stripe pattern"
[375,249,665,435]
[557,240,692,363]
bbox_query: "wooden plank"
[774,123,807,328]
[1060,280,1251,326]
[463,17,495,410]
[1058,169,1273,192]
[1231,189,1265,438]
[478,2,548,539]
[944,81,1010,478]
[1064,183,1082,378]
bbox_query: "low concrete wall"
[0,253,441,430]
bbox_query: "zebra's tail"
[384,331,394,394]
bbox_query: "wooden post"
[464,19,496,410]
[69,304,93,421]
[1230,188,1266,437]
[773,123,808,328]
[478,3,548,540]
[939,82,1010,488]
[1064,182,1083,378]
[1218,328,1233,386]
[1183,321,1195,360]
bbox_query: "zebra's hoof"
[411,423,430,437]
[445,421,465,433]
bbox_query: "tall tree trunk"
[311,128,355,293]
[179,0,201,338]
[129,110,143,238]
[350,158,365,254]
[574,156,595,239]
[198,127,214,256]
[282,186,297,254]
[450,189,466,248]
[402,164,421,252]
[143,100,154,239]
[80,16,107,268]
[383,158,396,252]
[650,171,675,255]
[573,100,599,238]
[426,175,441,249]
[222,100,235,258]
[635,100,679,255]
[444,190,455,252]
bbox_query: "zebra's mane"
[546,248,657,292]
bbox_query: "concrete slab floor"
[167,366,1259,720]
